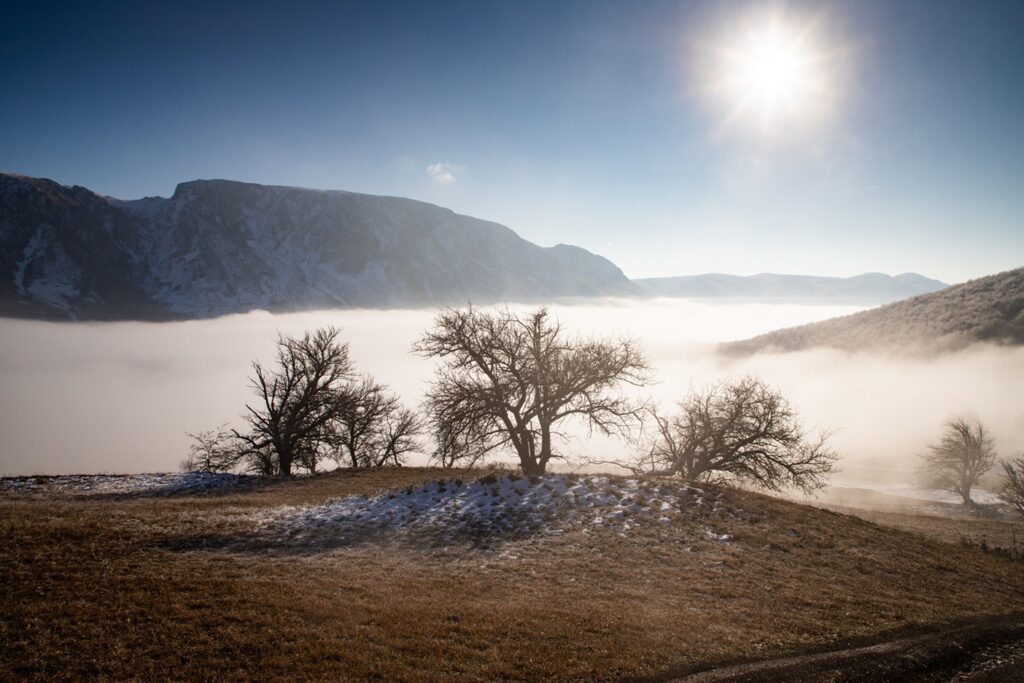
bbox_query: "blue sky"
[2,0,1022,283]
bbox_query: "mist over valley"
[4,298,1022,488]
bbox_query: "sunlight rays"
[699,7,843,141]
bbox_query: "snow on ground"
[259,473,730,544]
[0,472,248,496]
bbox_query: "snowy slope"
[259,473,736,545]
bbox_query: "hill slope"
[724,267,1024,354]
[4,468,1024,681]
[0,173,639,320]
[634,271,946,304]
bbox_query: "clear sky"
[2,0,1022,283]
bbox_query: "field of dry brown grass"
[4,467,1024,681]
[822,502,1024,552]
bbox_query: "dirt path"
[633,612,1024,682]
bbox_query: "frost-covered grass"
[5,467,1024,681]
[0,472,248,497]
[260,473,731,545]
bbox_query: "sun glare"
[705,11,834,137]
[736,29,812,104]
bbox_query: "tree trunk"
[518,442,544,475]
[537,424,552,474]
[520,457,545,476]
[961,488,974,506]
[278,449,293,477]
[515,427,545,475]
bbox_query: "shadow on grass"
[154,516,554,556]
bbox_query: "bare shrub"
[180,425,240,472]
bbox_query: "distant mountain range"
[0,173,638,320]
[724,267,1024,354]
[0,172,952,321]
[634,272,947,304]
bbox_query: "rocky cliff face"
[0,173,639,320]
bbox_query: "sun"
[705,11,834,136]
[732,27,813,107]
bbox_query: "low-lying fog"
[2,299,1023,490]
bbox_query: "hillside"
[723,267,1024,354]
[3,467,1024,681]
[0,173,639,320]
[634,271,946,304]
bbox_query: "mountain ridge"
[722,267,1024,354]
[0,173,638,320]
[1,171,954,321]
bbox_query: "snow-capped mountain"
[0,173,639,320]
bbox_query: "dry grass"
[821,503,1024,550]
[4,467,1024,681]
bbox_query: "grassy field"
[3,467,1024,681]
[822,503,1024,553]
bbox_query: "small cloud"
[426,162,459,185]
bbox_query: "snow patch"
[0,472,248,496]
[259,474,714,544]
[14,226,48,295]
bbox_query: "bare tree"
[919,417,997,506]
[414,306,650,475]
[234,327,354,476]
[428,404,493,469]
[180,425,240,472]
[242,444,279,476]
[332,375,394,469]
[374,405,422,467]
[614,376,836,493]
[999,456,1024,518]
[330,375,423,468]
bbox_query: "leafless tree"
[180,425,240,472]
[330,374,422,468]
[612,376,836,493]
[375,405,422,467]
[999,456,1024,518]
[234,327,354,476]
[919,417,997,506]
[332,375,394,468]
[429,405,493,469]
[242,444,279,476]
[414,306,650,475]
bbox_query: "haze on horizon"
[3,301,1023,480]
[2,0,1023,284]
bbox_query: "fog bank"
[2,299,1022,481]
